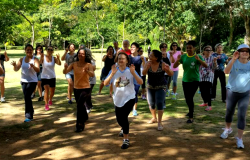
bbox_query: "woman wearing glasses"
[198,46,217,111]
[40,46,61,110]
[169,42,182,100]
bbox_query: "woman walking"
[61,44,76,104]
[212,43,228,102]
[11,44,40,122]
[169,42,182,100]
[220,44,250,149]
[0,48,9,102]
[98,46,115,96]
[143,50,173,130]
[63,48,94,132]
[32,45,44,101]
[104,52,142,149]
[199,45,217,111]
[138,47,147,100]
[40,46,61,110]
[129,42,145,116]
[173,41,207,123]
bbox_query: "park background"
[1,0,250,160]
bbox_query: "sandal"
[147,118,157,124]
[157,123,163,131]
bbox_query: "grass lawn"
[0,49,250,160]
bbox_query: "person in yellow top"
[63,48,94,132]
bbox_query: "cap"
[237,44,250,51]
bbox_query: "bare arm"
[130,64,143,85]
[142,61,151,76]
[55,54,61,65]
[162,62,174,76]
[61,49,68,61]
[196,55,208,68]
[224,51,238,74]
[104,65,117,86]
[86,63,94,77]
[11,58,23,71]
[31,58,40,73]
[173,55,181,68]
[63,63,74,74]
[102,55,108,62]
[4,51,9,61]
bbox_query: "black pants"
[21,82,37,119]
[212,70,226,100]
[115,99,135,134]
[74,88,91,127]
[199,81,212,106]
[182,81,199,118]
[85,84,95,109]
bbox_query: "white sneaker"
[1,97,5,102]
[87,109,91,114]
[220,128,233,139]
[42,91,44,96]
[236,137,244,149]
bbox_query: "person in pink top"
[169,42,183,100]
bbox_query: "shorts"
[65,73,74,81]
[0,68,5,77]
[41,78,56,87]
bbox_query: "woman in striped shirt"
[199,45,218,111]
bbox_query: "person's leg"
[182,81,199,121]
[236,91,249,139]
[44,85,50,105]
[133,84,140,113]
[211,70,219,99]
[199,81,207,104]
[0,77,5,98]
[67,76,74,102]
[165,75,170,96]
[74,88,90,131]
[172,71,178,94]
[85,84,95,110]
[155,89,166,130]
[147,88,157,123]
[225,90,239,129]
[98,81,104,94]
[219,71,227,102]
[48,78,56,103]
[49,87,55,101]
[109,83,113,97]
[207,82,213,106]
[23,82,37,120]
[37,81,42,98]
[141,76,146,98]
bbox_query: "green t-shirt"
[179,54,204,82]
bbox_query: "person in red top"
[120,40,131,55]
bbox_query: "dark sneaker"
[75,123,85,133]
[38,97,43,101]
[186,119,193,123]
[121,140,129,149]
[68,100,73,104]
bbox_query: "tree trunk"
[228,6,234,48]
[244,16,250,46]
[31,24,35,46]
[49,16,51,47]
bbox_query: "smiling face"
[149,52,157,62]
[203,47,212,57]
[108,47,114,55]
[78,49,86,60]
[25,46,34,58]
[47,47,54,55]
[160,44,167,52]
[238,48,250,59]
[186,45,195,55]
[216,45,223,53]
[131,44,138,54]
[118,53,128,66]
[69,44,75,52]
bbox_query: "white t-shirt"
[107,67,139,107]
[89,60,96,84]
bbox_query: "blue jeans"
[147,88,166,110]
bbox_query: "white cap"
[237,44,250,51]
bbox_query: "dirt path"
[0,95,250,160]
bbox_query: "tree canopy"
[0,0,249,52]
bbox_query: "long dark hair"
[152,50,162,62]
[34,45,43,55]
[107,46,114,54]
[75,48,92,63]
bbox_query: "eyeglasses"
[172,45,177,47]
[47,49,53,51]
[162,46,167,48]
[239,50,249,53]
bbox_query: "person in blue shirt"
[211,43,228,103]
[220,44,250,149]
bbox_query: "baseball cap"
[237,44,250,51]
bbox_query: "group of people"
[0,40,250,150]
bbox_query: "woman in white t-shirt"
[104,52,143,149]
[40,46,61,111]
